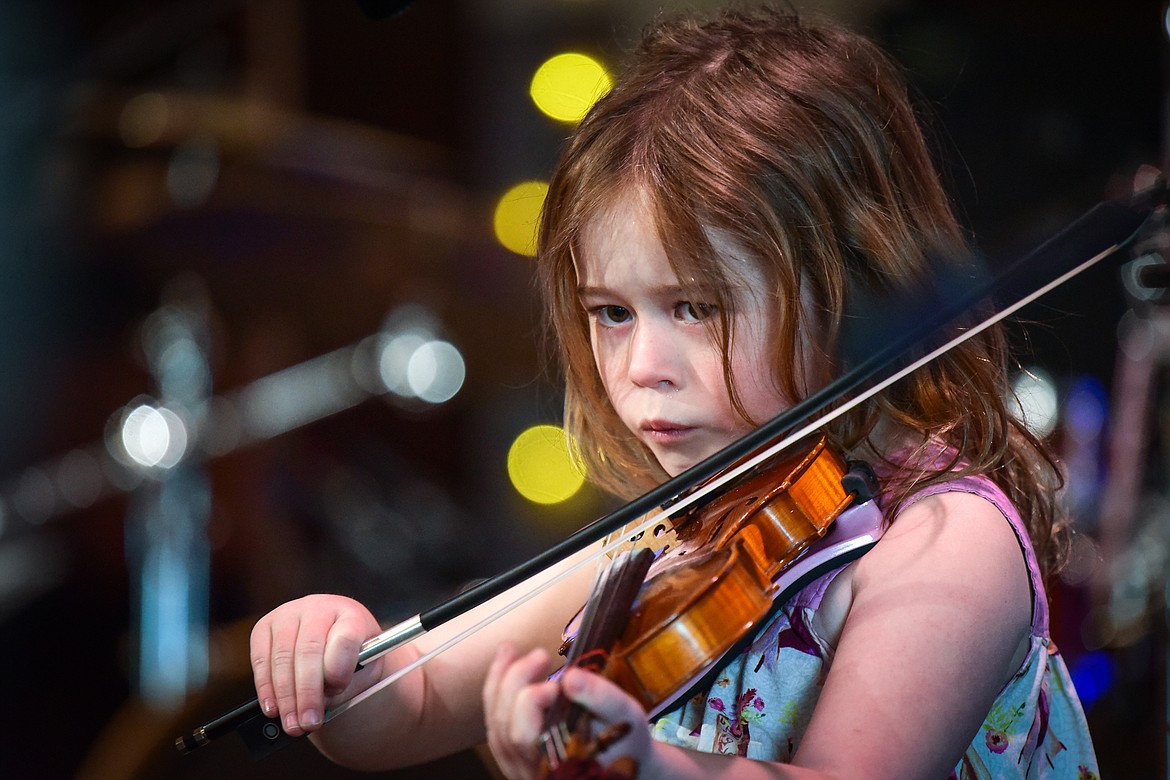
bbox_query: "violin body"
[541,436,883,778]
[597,435,859,716]
[604,538,774,713]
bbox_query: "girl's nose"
[627,320,681,389]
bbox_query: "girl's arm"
[484,490,1033,780]
[250,540,602,771]
[791,490,1032,778]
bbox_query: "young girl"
[249,9,1099,778]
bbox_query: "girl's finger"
[560,666,644,723]
[559,668,653,769]
[488,648,547,743]
[319,612,371,698]
[291,610,346,733]
[484,647,558,779]
[483,641,519,720]
[266,614,304,736]
[249,621,278,719]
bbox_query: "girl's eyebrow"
[576,284,689,298]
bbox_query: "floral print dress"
[648,464,1099,778]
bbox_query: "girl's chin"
[654,451,708,478]
[654,441,745,479]
[654,457,689,478]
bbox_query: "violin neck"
[539,547,653,771]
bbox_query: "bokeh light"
[1069,650,1114,709]
[507,424,585,505]
[1063,375,1107,443]
[1059,374,1108,522]
[166,136,220,208]
[119,91,168,148]
[493,180,548,257]
[1008,366,1059,439]
[530,52,612,123]
[377,306,466,406]
[379,331,429,396]
[12,467,55,524]
[406,340,465,403]
[56,449,104,508]
[120,403,189,469]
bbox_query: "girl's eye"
[678,302,716,322]
[595,305,632,326]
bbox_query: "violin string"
[554,723,570,763]
[542,727,563,767]
[326,240,1124,725]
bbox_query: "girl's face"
[576,190,792,477]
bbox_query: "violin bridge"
[607,512,681,557]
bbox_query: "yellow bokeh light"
[493,180,548,257]
[530,52,612,124]
[507,424,586,505]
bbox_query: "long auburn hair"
[535,8,1068,577]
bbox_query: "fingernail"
[283,713,299,733]
[262,698,276,716]
[302,709,321,728]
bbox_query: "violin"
[587,436,872,713]
[176,181,1166,761]
[539,435,882,779]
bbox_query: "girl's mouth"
[641,420,696,443]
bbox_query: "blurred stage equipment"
[0,302,463,531]
[124,281,214,709]
[1092,169,1170,767]
[0,296,464,713]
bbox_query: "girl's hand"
[482,644,656,780]
[249,594,384,737]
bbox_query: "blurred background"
[0,0,1165,777]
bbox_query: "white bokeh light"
[378,328,465,406]
[379,332,429,397]
[407,340,465,404]
[1009,367,1059,439]
[120,404,189,469]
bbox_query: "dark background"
[0,1,1165,777]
